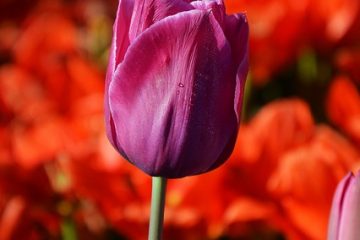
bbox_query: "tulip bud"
[104,0,249,178]
[328,172,360,240]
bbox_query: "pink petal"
[128,0,193,42]
[338,172,360,240]
[328,172,353,240]
[225,13,249,121]
[108,0,134,75]
[105,0,134,149]
[191,0,225,26]
[109,9,236,177]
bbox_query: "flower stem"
[148,176,167,240]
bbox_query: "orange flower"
[165,169,231,238]
[13,12,77,71]
[0,164,60,240]
[306,0,360,45]
[228,98,314,197]
[326,76,360,146]
[0,1,109,238]
[0,197,25,240]
[268,126,360,239]
[225,99,360,239]
[224,0,360,84]
[225,0,306,84]
[335,49,360,84]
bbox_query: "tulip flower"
[328,171,360,240]
[104,0,249,179]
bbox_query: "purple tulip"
[104,0,249,178]
[328,171,360,240]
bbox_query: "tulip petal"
[338,172,360,240]
[225,13,249,121]
[105,0,134,150]
[188,3,243,169]
[109,9,237,177]
[107,0,134,77]
[328,172,353,240]
[129,0,193,42]
[191,0,225,26]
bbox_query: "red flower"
[226,99,359,239]
[228,98,314,197]
[326,76,360,146]
[268,126,360,239]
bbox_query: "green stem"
[148,176,167,240]
[61,217,77,240]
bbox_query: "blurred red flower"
[268,126,360,239]
[225,0,306,84]
[326,76,360,146]
[335,49,360,84]
[226,99,359,239]
[0,1,109,239]
[224,0,360,84]
[227,99,314,198]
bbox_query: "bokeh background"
[1,0,360,239]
